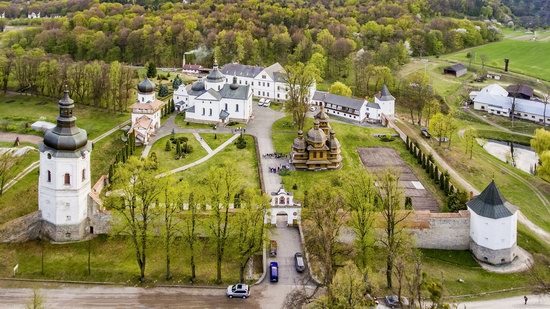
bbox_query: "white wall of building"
[39,150,91,226]
[469,209,517,250]
[375,97,395,117]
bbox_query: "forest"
[0,0,502,75]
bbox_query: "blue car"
[269,262,279,282]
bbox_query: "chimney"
[182,53,186,69]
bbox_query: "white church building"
[173,61,253,124]
[129,78,165,145]
[39,88,93,241]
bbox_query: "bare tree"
[26,289,44,309]
[378,170,410,289]
[160,178,186,280]
[106,157,164,282]
[182,191,200,283]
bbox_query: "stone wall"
[409,210,471,250]
[0,211,42,243]
[470,239,517,265]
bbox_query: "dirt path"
[0,132,41,145]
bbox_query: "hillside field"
[443,38,550,81]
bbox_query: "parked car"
[384,295,409,308]
[420,127,431,138]
[226,283,250,299]
[270,240,277,257]
[294,252,305,272]
[264,100,271,107]
[269,262,279,282]
[258,98,265,106]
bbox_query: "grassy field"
[442,38,550,81]
[0,94,128,139]
[90,132,126,183]
[172,135,259,191]
[149,134,207,172]
[200,133,233,150]
[272,116,447,207]
[0,172,38,225]
[0,235,246,285]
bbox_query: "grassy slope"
[149,134,207,173]
[172,135,259,191]
[0,172,38,225]
[90,132,126,183]
[272,116,447,206]
[442,38,550,81]
[200,133,234,150]
[0,235,242,285]
[0,95,127,139]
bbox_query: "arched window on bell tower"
[64,173,71,185]
[47,170,51,182]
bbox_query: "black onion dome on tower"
[207,59,225,82]
[138,77,155,93]
[467,180,517,219]
[43,87,88,151]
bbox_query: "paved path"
[391,118,550,246]
[0,132,41,145]
[247,105,286,193]
[193,132,213,154]
[453,294,550,308]
[141,115,233,157]
[1,120,129,194]
[156,134,239,178]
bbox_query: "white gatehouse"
[267,187,301,226]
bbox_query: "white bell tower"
[39,86,92,241]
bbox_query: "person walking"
[524,295,528,305]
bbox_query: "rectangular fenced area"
[358,147,440,212]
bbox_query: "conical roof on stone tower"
[377,84,395,101]
[43,86,89,152]
[466,180,517,219]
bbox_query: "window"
[66,216,71,221]
[64,173,70,185]
[47,170,51,182]
[82,169,86,181]
[209,108,212,116]
[267,83,270,87]
[225,103,228,111]
[202,108,205,115]
[47,153,52,159]
[236,104,239,112]
[262,75,266,79]
[65,232,71,238]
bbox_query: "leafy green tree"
[146,62,157,78]
[158,83,169,97]
[329,81,352,97]
[172,75,182,89]
[463,127,477,159]
[283,62,317,131]
[106,157,164,282]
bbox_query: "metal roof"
[467,181,517,219]
[220,63,263,78]
[474,91,548,117]
[313,91,366,110]
[219,84,250,100]
[376,84,395,101]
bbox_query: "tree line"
[0,47,135,112]
[1,0,502,72]
[106,157,267,284]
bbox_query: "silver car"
[226,283,250,299]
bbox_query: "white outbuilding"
[467,180,518,265]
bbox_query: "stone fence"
[0,211,42,243]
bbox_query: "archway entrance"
[276,212,289,227]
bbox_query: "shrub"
[235,134,247,149]
[165,140,171,151]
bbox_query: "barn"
[443,63,467,77]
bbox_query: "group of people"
[263,152,287,159]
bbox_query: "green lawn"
[200,133,233,150]
[90,132,126,183]
[0,235,245,285]
[442,39,550,81]
[172,135,259,191]
[0,94,128,139]
[273,116,446,206]
[472,110,541,136]
[149,134,207,173]
[0,171,38,225]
